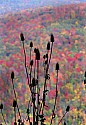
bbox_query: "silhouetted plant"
[0,103,7,125]
[58,105,70,125]
[1,33,72,125]
[11,71,22,123]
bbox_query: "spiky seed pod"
[30,78,38,87]
[13,100,17,108]
[36,49,40,60]
[45,60,48,65]
[32,78,35,85]
[0,103,3,109]
[45,54,48,59]
[20,33,24,41]
[34,48,37,53]
[43,55,46,59]
[36,49,39,53]
[50,33,54,43]
[84,79,86,85]
[11,71,14,80]
[66,105,70,112]
[56,63,59,71]
[30,60,33,66]
[30,41,33,48]
[47,42,50,50]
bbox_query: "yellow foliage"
[51,22,59,27]
[64,48,67,51]
[75,63,78,68]
[49,99,55,104]
[75,21,79,25]
[71,108,78,117]
[24,93,29,102]
[17,82,22,90]
[61,30,67,35]
[65,83,73,91]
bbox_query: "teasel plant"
[84,71,86,89]
[0,33,72,125]
[0,103,7,125]
[19,33,71,125]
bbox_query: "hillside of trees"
[0,3,86,125]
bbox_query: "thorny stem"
[33,57,36,124]
[42,42,54,114]
[30,66,32,86]
[30,48,32,63]
[22,40,29,86]
[50,70,58,125]
[25,100,31,124]
[1,109,7,125]
[29,47,32,85]
[22,40,33,123]
[48,42,53,71]
[36,60,40,125]
[12,79,21,121]
[14,107,16,124]
[58,112,67,125]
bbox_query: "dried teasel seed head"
[43,55,46,59]
[84,79,86,85]
[50,33,54,43]
[30,41,33,48]
[66,105,70,112]
[56,63,59,71]
[0,103,3,110]
[34,48,37,53]
[47,42,50,50]
[36,49,40,60]
[30,60,33,66]
[13,99,17,107]
[20,33,24,41]
[11,71,14,80]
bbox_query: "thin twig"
[12,79,21,120]
[14,107,16,124]
[1,109,7,125]
[58,112,67,125]
[50,70,58,125]
[36,60,40,125]
[22,41,29,86]
[42,42,54,114]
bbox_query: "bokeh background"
[0,0,86,124]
